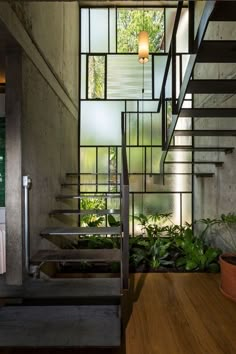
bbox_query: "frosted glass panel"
[107,55,152,99]
[139,101,158,112]
[88,56,105,99]
[154,55,167,98]
[182,193,192,224]
[81,148,96,173]
[146,147,161,173]
[81,55,86,99]
[134,193,180,225]
[91,9,108,52]
[126,101,137,112]
[81,9,89,52]
[126,113,138,145]
[128,148,144,173]
[98,148,109,173]
[81,101,125,145]
[109,9,116,52]
[177,8,189,53]
[146,175,191,192]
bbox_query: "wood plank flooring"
[1,273,236,354]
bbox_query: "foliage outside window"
[117,9,164,53]
[88,56,105,99]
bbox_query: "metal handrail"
[23,175,32,274]
[157,1,184,114]
[121,112,129,290]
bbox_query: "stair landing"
[0,305,120,347]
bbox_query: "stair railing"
[23,175,32,273]
[121,112,129,290]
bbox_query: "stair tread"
[31,249,121,263]
[40,226,121,235]
[169,146,234,152]
[165,161,223,165]
[197,41,236,63]
[0,277,121,299]
[50,209,120,216]
[210,2,236,21]
[195,173,214,177]
[0,305,120,347]
[174,130,236,136]
[56,194,120,199]
[180,108,236,118]
[187,80,236,94]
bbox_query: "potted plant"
[218,213,236,302]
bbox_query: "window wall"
[80,6,192,232]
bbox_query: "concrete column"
[5,50,23,285]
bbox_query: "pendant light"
[138,2,149,64]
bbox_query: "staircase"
[0,117,129,348]
[159,0,236,181]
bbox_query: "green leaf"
[185,260,198,271]
[207,263,220,273]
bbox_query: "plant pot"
[219,253,236,302]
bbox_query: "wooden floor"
[1,273,236,354]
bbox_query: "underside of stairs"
[159,0,236,181]
[1,0,236,349]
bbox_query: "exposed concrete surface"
[10,1,79,105]
[22,55,78,255]
[0,2,79,281]
[0,2,78,118]
[193,2,236,250]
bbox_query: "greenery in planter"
[174,227,221,272]
[62,212,225,273]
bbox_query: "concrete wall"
[193,2,236,250]
[0,2,79,283]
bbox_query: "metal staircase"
[1,0,236,348]
[159,0,236,180]
[0,117,129,348]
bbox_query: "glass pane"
[88,56,105,99]
[81,101,125,145]
[139,113,152,145]
[151,113,161,145]
[90,9,108,53]
[117,8,164,53]
[81,55,86,99]
[126,113,138,146]
[107,55,152,99]
[146,175,191,192]
[129,175,144,192]
[109,9,116,52]
[177,8,189,53]
[139,101,158,112]
[81,9,89,53]
[128,147,144,173]
[126,101,137,112]
[165,8,176,52]
[154,55,168,99]
[98,147,109,173]
[81,148,96,173]
[133,193,180,231]
[182,193,192,225]
[146,147,161,173]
